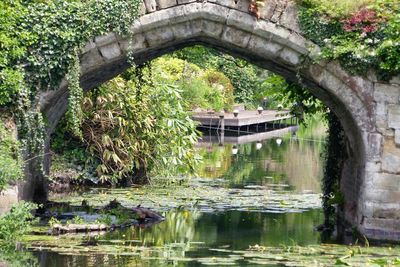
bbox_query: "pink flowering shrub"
[342,8,381,34]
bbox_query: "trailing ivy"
[321,112,346,239]
[0,0,142,189]
[66,50,83,138]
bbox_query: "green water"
[30,132,328,266]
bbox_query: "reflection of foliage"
[0,245,38,267]
[194,210,322,248]
[196,145,232,178]
[134,209,201,247]
[195,113,326,191]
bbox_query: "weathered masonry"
[29,0,400,241]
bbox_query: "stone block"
[375,102,387,117]
[253,20,273,39]
[365,189,400,204]
[364,218,400,231]
[144,0,157,12]
[278,48,300,66]
[376,114,388,132]
[183,3,203,21]
[258,23,291,46]
[226,9,257,33]
[374,207,400,219]
[165,6,187,24]
[81,40,96,54]
[202,20,224,39]
[129,20,142,35]
[385,129,395,137]
[119,34,147,53]
[139,9,171,31]
[361,201,374,217]
[80,49,105,73]
[247,35,283,59]
[95,33,117,47]
[365,161,382,173]
[259,0,277,20]
[317,69,346,95]
[382,153,400,174]
[286,32,308,54]
[374,83,400,104]
[372,173,400,190]
[202,3,231,23]
[233,0,250,13]
[396,129,400,146]
[279,1,300,32]
[190,19,203,36]
[156,0,177,9]
[270,0,285,22]
[221,26,251,48]
[390,75,400,86]
[98,43,122,61]
[143,27,174,47]
[367,133,382,161]
[171,22,194,40]
[388,105,400,129]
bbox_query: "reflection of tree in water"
[36,210,202,266]
[133,209,201,247]
[0,243,38,266]
[195,135,324,193]
[196,145,232,178]
[192,210,323,249]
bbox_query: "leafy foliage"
[173,46,266,107]
[65,51,83,138]
[0,0,142,188]
[152,57,234,111]
[321,112,346,237]
[0,201,37,243]
[80,65,200,183]
[298,0,400,79]
[0,119,22,191]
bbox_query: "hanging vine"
[66,50,83,139]
[0,0,142,182]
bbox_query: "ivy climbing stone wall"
[33,0,400,241]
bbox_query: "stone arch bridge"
[25,0,400,241]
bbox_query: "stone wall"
[32,0,400,241]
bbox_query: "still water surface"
[33,134,325,266]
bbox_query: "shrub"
[0,201,37,243]
[0,120,22,191]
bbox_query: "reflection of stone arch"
[31,0,400,241]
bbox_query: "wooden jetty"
[192,109,296,132]
[192,109,297,144]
